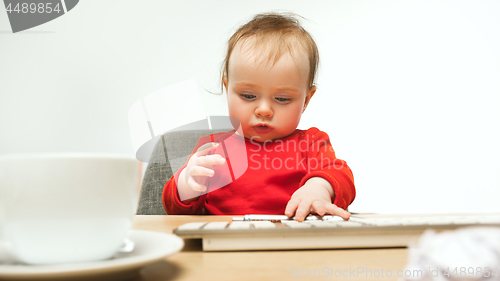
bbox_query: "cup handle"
[117,238,135,253]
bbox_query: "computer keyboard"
[173,214,500,251]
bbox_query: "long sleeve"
[298,128,356,210]
[162,174,207,215]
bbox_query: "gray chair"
[136,130,210,215]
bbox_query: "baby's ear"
[223,76,228,90]
[303,86,316,112]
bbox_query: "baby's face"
[225,41,315,142]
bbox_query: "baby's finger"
[195,142,220,157]
[311,200,327,216]
[294,200,313,222]
[325,204,351,220]
[284,198,300,217]
[197,154,226,167]
[189,166,215,177]
[187,177,207,192]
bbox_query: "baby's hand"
[284,177,350,222]
[178,143,226,199]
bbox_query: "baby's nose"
[255,102,273,117]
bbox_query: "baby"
[162,13,355,221]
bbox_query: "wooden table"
[130,215,409,281]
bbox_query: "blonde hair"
[221,12,319,93]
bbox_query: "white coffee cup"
[0,153,141,265]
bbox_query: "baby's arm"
[177,143,226,202]
[285,177,350,222]
[284,128,355,221]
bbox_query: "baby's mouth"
[253,124,273,134]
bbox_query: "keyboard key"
[289,224,313,229]
[346,217,365,223]
[252,221,276,229]
[177,222,207,231]
[454,217,481,225]
[427,220,452,225]
[283,221,312,229]
[203,222,229,230]
[228,222,252,230]
[306,221,339,228]
[401,219,429,226]
[336,221,364,227]
[361,218,401,226]
[321,216,346,222]
[369,221,402,227]
[479,216,500,224]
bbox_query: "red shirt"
[162,127,355,215]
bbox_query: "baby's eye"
[275,97,291,103]
[240,94,256,100]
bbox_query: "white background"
[1,0,499,214]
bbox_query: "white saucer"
[0,230,183,280]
